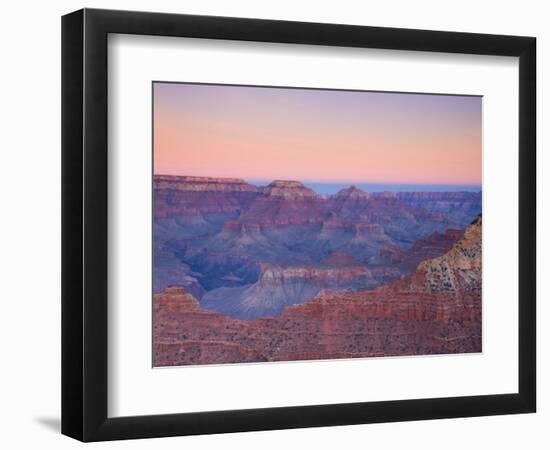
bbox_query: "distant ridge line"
[153,174,482,196]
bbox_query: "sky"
[153,82,482,188]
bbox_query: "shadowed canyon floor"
[153,175,482,366]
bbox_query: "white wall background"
[0,0,546,448]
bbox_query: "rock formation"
[396,191,482,226]
[153,175,258,192]
[261,180,316,199]
[416,215,481,296]
[153,175,259,221]
[153,174,481,319]
[200,264,378,320]
[369,228,464,272]
[153,217,482,366]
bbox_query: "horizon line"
[153,173,481,187]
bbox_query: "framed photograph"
[61,8,536,442]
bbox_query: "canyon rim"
[152,82,482,367]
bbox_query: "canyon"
[154,175,480,321]
[153,216,482,366]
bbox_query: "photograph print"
[152,82,482,367]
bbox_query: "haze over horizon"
[155,172,481,195]
[154,82,482,186]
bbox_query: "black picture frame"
[61,8,536,442]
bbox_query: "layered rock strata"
[153,217,482,366]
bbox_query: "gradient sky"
[153,82,481,186]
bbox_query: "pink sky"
[153,83,482,186]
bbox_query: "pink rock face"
[153,218,482,366]
[153,175,260,220]
[261,180,316,200]
[153,175,258,192]
[154,286,200,311]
